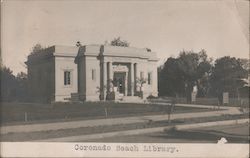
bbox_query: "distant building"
[26,45,158,103]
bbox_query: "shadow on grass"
[152,129,250,143]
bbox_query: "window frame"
[148,72,152,85]
[140,71,144,79]
[64,70,71,86]
[92,69,96,81]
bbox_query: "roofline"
[26,44,159,64]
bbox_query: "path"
[38,118,249,142]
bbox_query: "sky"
[1,0,249,75]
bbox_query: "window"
[64,71,71,85]
[140,71,144,79]
[92,69,96,81]
[148,72,152,85]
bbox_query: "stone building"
[26,45,158,103]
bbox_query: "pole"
[24,112,28,122]
[105,107,108,118]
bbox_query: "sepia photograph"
[0,0,249,157]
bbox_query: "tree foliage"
[159,49,212,102]
[159,50,249,104]
[29,43,50,55]
[210,56,248,103]
[30,44,43,55]
[158,57,185,97]
[109,37,129,47]
[0,66,28,102]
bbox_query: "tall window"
[140,71,144,79]
[92,69,96,81]
[148,72,152,85]
[64,71,71,85]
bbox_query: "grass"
[1,101,217,125]
[1,113,248,142]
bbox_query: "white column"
[110,62,113,91]
[107,62,113,92]
[125,71,127,96]
[131,63,134,96]
[103,62,107,100]
[134,63,137,94]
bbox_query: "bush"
[147,95,158,99]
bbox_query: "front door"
[113,72,126,95]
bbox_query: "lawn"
[1,102,217,125]
[87,123,249,143]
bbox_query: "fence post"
[105,107,108,118]
[24,112,28,122]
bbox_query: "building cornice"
[27,44,159,65]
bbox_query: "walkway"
[38,118,249,142]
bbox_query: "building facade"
[26,45,158,103]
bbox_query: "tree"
[110,37,129,47]
[1,66,18,101]
[237,58,250,98]
[158,57,185,97]
[136,77,147,98]
[238,58,250,71]
[196,50,213,97]
[158,49,212,102]
[30,44,44,55]
[0,66,29,102]
[16,72,28,99]
[167,98,176,124]
[177,51,201,102]
[210,56,248,104]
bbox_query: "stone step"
[121,96,144,103]
[70,93,80,102]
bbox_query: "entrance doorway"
[113,72,126,95]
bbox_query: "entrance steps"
[121,96,144,103]
[70,93,81,102]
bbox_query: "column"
[103,62,107,100]
[134,63,137,95]
[130,63,134,96]
[110,62,113,91]
[125,71,127,96]
[107,62,113,92]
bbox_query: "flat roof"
[26,44,158,64]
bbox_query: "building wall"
[135,59,158,97]
[77,56,86,101]
[54,56,78,102]
[147,60,158,96]
[84,56,101,101]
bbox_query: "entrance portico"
[101,61,137,100]
[75,45,158,102]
